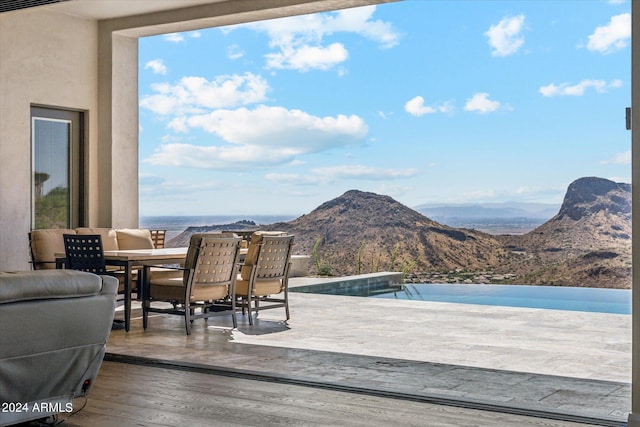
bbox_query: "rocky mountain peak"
[264,189,502,275]
[555,177,631,221]
[312,190,411,218]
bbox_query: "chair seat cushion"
[235,278,282,297]
[148,267,183,280]
[150,278,229,301]
[116,228,154,250]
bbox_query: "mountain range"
[414,202,559,220]
[168,176,631,289]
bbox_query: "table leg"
[124,263,131,332]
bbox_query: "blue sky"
[138,0,631,217]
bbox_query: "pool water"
[373,283,631,314]
[294,282,631,314]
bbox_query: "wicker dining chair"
[235,232,294,325]
[150,229,167,249]
[142,234,242,335]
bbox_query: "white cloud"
[266,164,419,185]
[139,175,220,198]
[601,150,631,165]
[164,31,201,43]
[227,44,244,60]
[485,14,525,57]
[145,106,368,169]
[228,5,400,72]
[607,176,631,184]
[139,173,165,187]
[587,13,630,54]
[164,33,184,43]
[139,72,269,115]
[173,105,367,145]
[266,42,348,71]
[463,93,501,114]
[404,96,453,117]
[539,79,623,97]
[144,59,167,75]
[445,184,565,204]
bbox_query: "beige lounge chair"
[235,232,294,325]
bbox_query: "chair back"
[63,234,108,275]
[183,233,239,285]
[150,229,166,248]
[251,234,294,284]
[188,236,242,291]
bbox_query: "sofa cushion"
[75,227,119,251]
[30,228,76,269]
[116,228,154,250]
[0,270,110,304]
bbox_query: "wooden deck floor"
[50,361,592,427]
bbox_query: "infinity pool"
[292,282,631,314]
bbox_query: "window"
[31,107,84,229]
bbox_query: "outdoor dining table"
[56,246,249,332]
[56,247,188,332]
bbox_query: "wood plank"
[52,361,590,427]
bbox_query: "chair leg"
[247,297,253,326]
[142,300,149,330]
[231,297,238,329]
[285,288,290,320]
[184,304,192,335]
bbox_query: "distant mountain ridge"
[415,202,559,220]
[168,176,631,289]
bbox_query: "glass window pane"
[32,118,71,228]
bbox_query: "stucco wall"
[0,9,99,270]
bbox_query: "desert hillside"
[168,177,631,289]
[263,190,506,276]
[498,177,631,288]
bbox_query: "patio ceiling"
[0,0,225,17]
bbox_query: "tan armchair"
[142,234,242,335]
[235,232,294,325]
